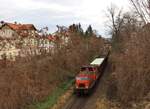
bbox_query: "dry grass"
[96,98,121,109]
[51,86,73,109]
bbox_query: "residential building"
[0,22,37,60]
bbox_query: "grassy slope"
[28,79,74,109]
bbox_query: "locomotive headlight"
[76,85,78,88]
[85,86,89,89]
[85,82,90,89]
[85,85,89,89]
[76,77,80,80]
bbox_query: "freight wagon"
[75,52,109,94]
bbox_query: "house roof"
[47,35,57,41]
[37,34,59,42]
[0,22,37,38]
[0,22,37,31]
[6,23,36,31]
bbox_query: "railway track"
[62,62,111,109]
[62,75,104,109]
[63,95,89,109]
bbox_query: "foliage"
[68,23,84,35]
[28,80,74,109]
[0,23,105,109]
[107,8,150,105]
[85,25,94,37]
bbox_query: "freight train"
[75,52,109,94]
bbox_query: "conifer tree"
[85,25,93,37]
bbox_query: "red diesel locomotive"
[75,53,109,94]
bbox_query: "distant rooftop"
[0,21,36,31]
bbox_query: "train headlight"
[76,77,80,80]
[76,85,78,88]
[85,85,89,89]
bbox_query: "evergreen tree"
[69,23,84,35]
[85,25,93,37]
[77,23,84,35]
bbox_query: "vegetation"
[96,98,121,109]
[28,79,74,109]
[0,23,105,109]
[103,1,150,108]
[85,25,94,37]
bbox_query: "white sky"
[0,0,130,37]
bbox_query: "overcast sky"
[0,0,130,37]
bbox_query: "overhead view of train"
[75,52,109,94]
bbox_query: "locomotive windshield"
[76,77,89,80]
[80,66,96,74]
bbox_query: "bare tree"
[106,4,124,39]
[129,0,150,23]
[106,4,124,52]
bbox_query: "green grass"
[28,79,74,109]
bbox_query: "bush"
[0,32,105,109]
[108,26,150,105]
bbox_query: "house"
[37,35,57,54]
[0,22,37,39]
[0,22,38,60]
[53,25,71,47]
[0,22,72,61]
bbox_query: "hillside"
[0,24,108,109]
[96,5,150,108]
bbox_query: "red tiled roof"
[0,22,37,37]
[4,23,36,31]
[47,35,57,41]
